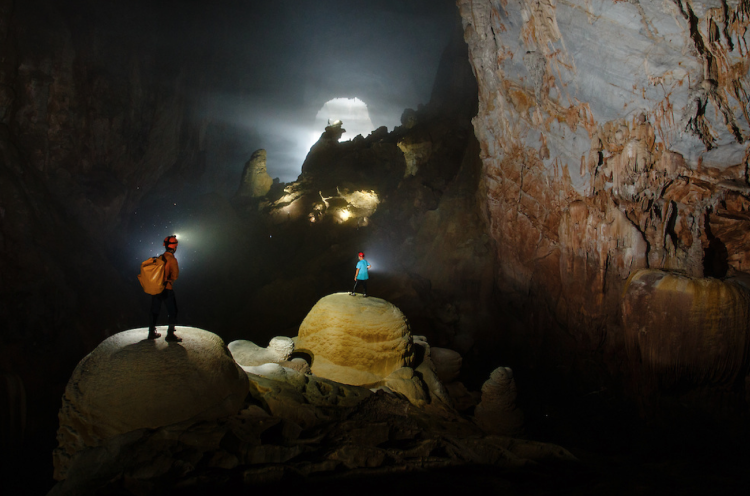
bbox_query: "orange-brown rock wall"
[459,0,750,418]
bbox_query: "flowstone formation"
[622,269,750,393]
[229,336,311,374]
[296,293,414,386]
[458,0,750,419]
[49,298,574,495]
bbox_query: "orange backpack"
[138,255,166,295]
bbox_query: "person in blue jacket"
[350,251,371,297]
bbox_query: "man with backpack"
[146,235,182,342]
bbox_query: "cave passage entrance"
[314,97,375,142]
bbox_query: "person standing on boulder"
[148,235,182,342]
[350,251,371,297]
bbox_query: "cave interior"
[2,0,750,494]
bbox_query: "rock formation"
[398,136,432,176]
[474,367,525,437]
[458,0,750,418]
[622,269,750,392]
[49,317,573,495]
[229,336,311,375]
[53,327,248,480]
[229,336,295,366]
[49,363,575,495]
[430,347,463,383]
[411,335,454,406]
[296,294,414,385]
[236,149,274,198]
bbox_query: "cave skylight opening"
[314,97,375,142]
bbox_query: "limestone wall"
[459,0,750,414]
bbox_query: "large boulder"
[53,327,249,480]
[296,293,414,385]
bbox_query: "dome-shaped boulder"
[296,293,413,385]
[53,327,248,480]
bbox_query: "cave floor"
[172,449,750,496]
[6,423,750,495]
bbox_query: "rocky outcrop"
[53,327,248,480]
[236,149,273,198]
[474,367,524,437]
[296,294,414,385]
[49,334,574,495]
[458,0,750,419]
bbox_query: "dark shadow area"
[703,236,729,278]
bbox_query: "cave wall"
[458,0,750,419]
[0,0,208,468]
[0,0,208,338]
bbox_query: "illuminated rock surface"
[53,327,248,480]
[296,293,414,385]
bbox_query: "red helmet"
[164,235,178,251]
[358,252,365,257]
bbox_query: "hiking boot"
[147,329,161,340]
[165,330,182,342]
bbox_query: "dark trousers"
[352,279,368,295]
[150,289,177,330]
